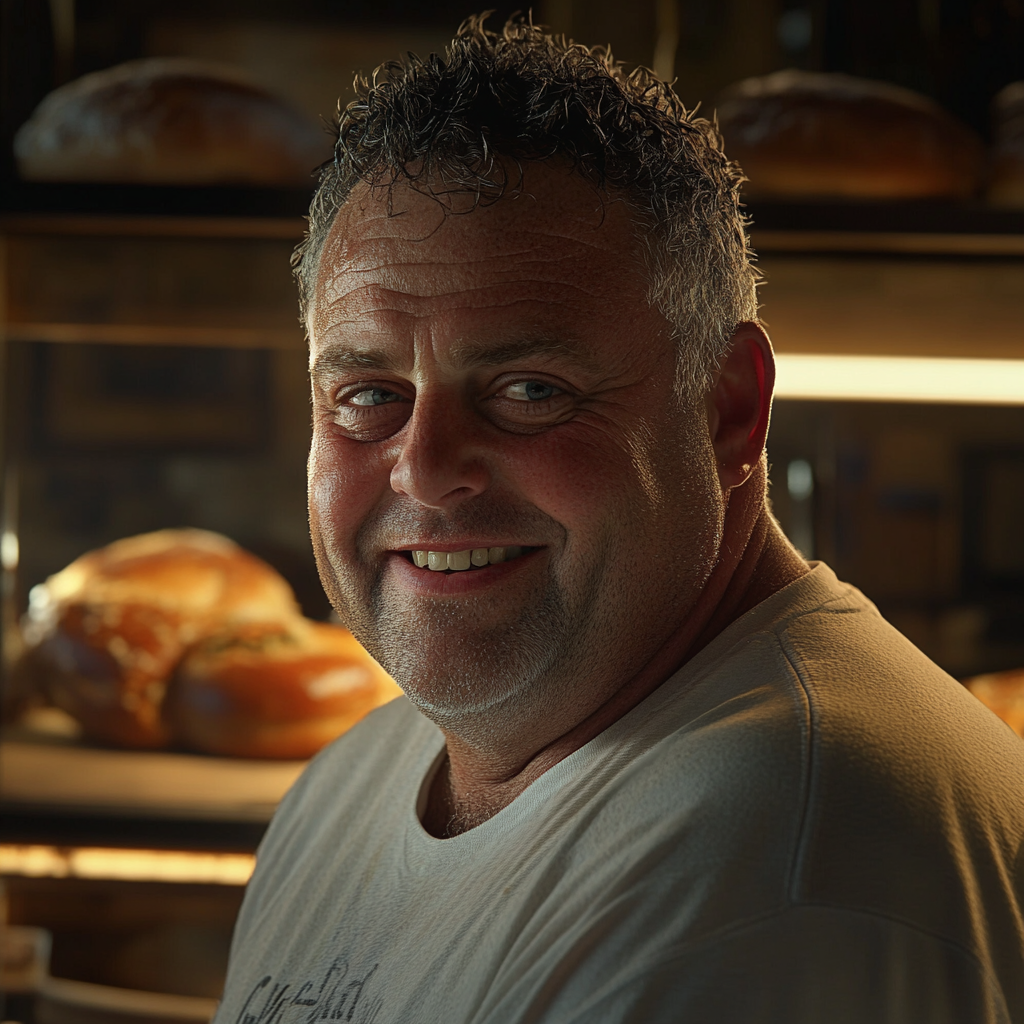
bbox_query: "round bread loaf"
[989,82,1024,208]
[26,529,301,748]
[964,668,1024,738]
[14,57,328,186]
[169,620,402,759]
[716,69,984,200]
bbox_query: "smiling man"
[216,17,1024,1024]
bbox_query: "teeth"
[410,547,529,571]
[447,550,471,571]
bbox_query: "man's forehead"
[312,169,642,307]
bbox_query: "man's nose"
[389,392,491,508]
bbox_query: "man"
[217,16,1024,1023]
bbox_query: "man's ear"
[706,322,775,491]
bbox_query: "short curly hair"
[292,13,758,393]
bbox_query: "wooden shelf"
[759,254,1024,360]
[1,181,315,219]
[1,213,305,240]
[0,733,305,851]
[0,737,304,821]
[752,230,1024,257]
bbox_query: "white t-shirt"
[216,564,1024,1024]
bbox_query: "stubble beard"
[367,571,594,738]
[314,506,605,743]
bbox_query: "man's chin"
[324,559,595,731]
[371,630,559,725]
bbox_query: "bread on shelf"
[14,58,329,186]
[716,69,984,201]
[170,620,402,760]
[20,529,399,756]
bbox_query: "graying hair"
[292,13,759,393]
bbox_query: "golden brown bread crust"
[37,603,187,748]
[717,69,984,200]
[989,82,1024,209]
[26,529,301,748]
[169,620,403,759]
[14,57,328,186]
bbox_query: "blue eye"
[350,388,401,407]
[507,381,559,402]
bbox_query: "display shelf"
[0,732,304,851]
[1,215,308,351]
[1,181,316,219]
[746,200,1024,238]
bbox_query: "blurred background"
[1,0,1022,1015]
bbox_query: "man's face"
[307,167,725,738]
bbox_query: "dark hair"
[292,13,758,391]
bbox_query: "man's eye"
[505,381,561,402]
[349,388,402,407]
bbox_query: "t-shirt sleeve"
[497,905,1009,1024]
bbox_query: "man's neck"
[422,470,809,838]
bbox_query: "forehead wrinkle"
[317,274,617,332]
[328,242,610,289]
[322,219,630,295]
[341,248,589,278]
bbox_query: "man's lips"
[396,544,537,573]
[382,546,543,593]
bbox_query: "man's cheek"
[506,429,633,525]
[308,438,379,559]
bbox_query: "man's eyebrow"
[448,337,595,371]
[311,338,595,383]
[310,348,402,385]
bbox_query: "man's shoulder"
[770,565,1024,807]
[583,566,1024,1000]
[748,566,1024,976]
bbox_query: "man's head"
[302,16,774,753]
[294,14,757,395]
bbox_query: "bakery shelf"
[1,215,307,351]
[746,200,1024,240]
[757,254,1024,361]
[752,231,1024,257]
[0,732,305,851]
[0,213,305,239]
[1,181,316,219]
[735,202,1024,364]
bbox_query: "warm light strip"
[775,354,1024,405]
[0,844,255,885]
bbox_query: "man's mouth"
[402,546,535,573]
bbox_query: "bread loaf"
[717,69,984,200]
[169,620,402,759]
[14,58,328,186]
[25,529,301,748]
